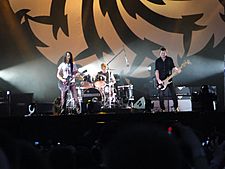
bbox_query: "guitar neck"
[166,72,177,80]
[165,63,187,81]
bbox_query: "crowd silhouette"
[0,122,225,169]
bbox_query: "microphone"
[123,45,129,67]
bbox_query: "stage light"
[128,65,150,77]
[147,66,152,71]
[6,90,10,95]
[179,55,224,84]
[34,141,39,146]
[0,59,55,101]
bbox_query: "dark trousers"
[158,83,178,110]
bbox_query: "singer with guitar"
[155,47,181,112]
[57,51,80,114]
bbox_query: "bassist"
[155,47,181,112]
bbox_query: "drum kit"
[73,70,134,113]
[64,50,134,114]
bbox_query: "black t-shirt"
[96,71,109,82]
[155,56,175,80]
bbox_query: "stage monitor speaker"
[133,97,145,109]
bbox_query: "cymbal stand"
[105,49,125,108]
[107,70,112,108]
[106,70,115,108]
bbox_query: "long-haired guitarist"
[155,47,181,112]
[57,51,80,113]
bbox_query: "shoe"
[60,108,65,115]
[76,104,81,114]
[175,107,180,112]
[161,109,166,112]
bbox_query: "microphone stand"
[106,49,124,108]
[107,69,112,108]
[106,49,124,66]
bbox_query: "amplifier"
[11,93,33,116]
[0,91,8,102]
[0,102,10,117]
[151,96,192,112]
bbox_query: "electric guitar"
[58,75,74,92]
[58,70,87,91]
[157,60,191,91]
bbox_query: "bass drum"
[82,88,104,103]
[82,88,104,113]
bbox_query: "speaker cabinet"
[36,103,54,115]
[151,96,192,112]
[11,93,33,116]
[0,102,10,117]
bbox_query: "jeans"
[158,83,178,110]
[60,83,78,109]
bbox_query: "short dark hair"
[160,47,166,51]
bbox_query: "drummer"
[95,63,116,89]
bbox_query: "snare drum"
[80,81,93,89]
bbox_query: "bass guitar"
[157,60,191,91]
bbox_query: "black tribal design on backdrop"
[219,0,225,22]
[15,0,209,74]
[77,0,113,61]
